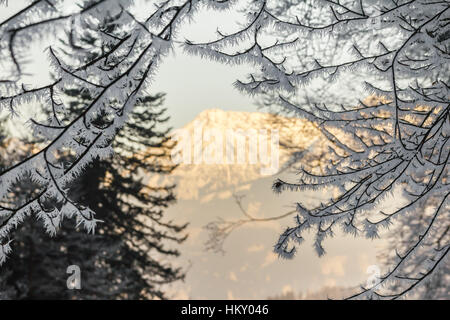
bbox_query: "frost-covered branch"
[0,0,448,299]
[184,0,449,299]
[0,0,206,264]
[204,193,296,254]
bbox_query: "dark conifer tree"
[1,8,186,300]
[0,91,186,299]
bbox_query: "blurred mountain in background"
[146,109,330,201]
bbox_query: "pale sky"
[0,0,260,129]
[151,46,259,129]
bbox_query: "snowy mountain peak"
[147,109,327,200]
